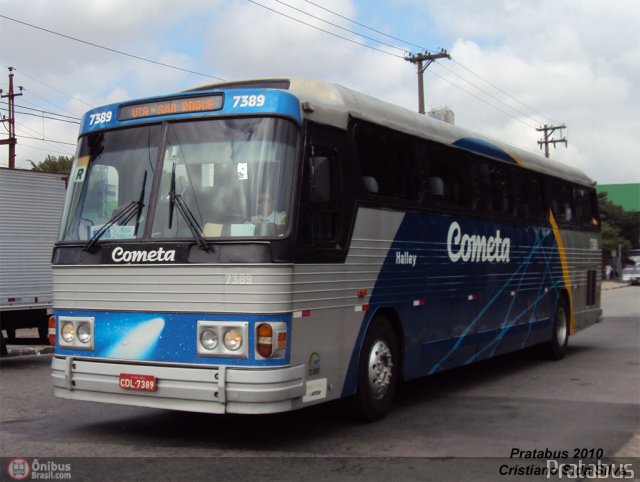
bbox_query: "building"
[596,184,640,213]
[428,107,455,125]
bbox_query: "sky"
[0,0,638,184]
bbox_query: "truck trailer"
[0,167,67,355]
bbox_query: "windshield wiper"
[133,170,148,237]
[83,170,147,252]
[168,163,212,252]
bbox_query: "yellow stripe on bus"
[548,210,575,334]
[504,149,526,167]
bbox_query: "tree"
[28,155,73,174]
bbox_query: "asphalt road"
[1,286,638,481]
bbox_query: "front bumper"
[51,356,306,414]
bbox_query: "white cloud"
[0,0,638,183]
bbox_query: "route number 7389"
[88,111,113,125]
[232,95,266,108]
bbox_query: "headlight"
[57,316,95,350]
[197,320,248,358]
[61,322,75,343]
[77,323,92,344]
[200,328,218,350]
[223,328,243,351]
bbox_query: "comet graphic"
[107,317,165,360]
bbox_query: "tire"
[350,315,400,421]
[543,298,569,360]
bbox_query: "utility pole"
[404,49,450,114]
[536,124,567,158]
[0,67,23,169]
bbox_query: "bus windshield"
[60,117,298,242]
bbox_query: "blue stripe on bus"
[79,89,302,135]
[54,310,291,367]
[453,137,520,165]
[342,213,563,396]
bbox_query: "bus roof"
[189,77,594,187]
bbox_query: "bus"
[51,78,602,420]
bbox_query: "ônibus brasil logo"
[7,458,30,481]
[6,458,72,480]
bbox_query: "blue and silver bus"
[51,78,602,420]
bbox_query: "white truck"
[0,167,67,355]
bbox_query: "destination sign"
[118,94,224,120]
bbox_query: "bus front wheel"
[351,315,399,421]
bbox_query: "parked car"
[621,266,640,285]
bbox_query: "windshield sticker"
[230,224,256,237]
[72,156,90,183]
[90,225,135,240]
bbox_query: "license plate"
[119,373,157,392]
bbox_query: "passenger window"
[355,125,419,200]
[547,180,575,227]
[512,173,544,220]
[300,144,340,244]
[574,186,599,229]
[489,164,512,215]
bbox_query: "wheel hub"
[367,339,393,400]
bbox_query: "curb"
[602,282,631,291]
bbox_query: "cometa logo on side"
[447,221,511,263]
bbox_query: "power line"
[1,107,80,124]
[449,59,555,124]
[245,1,544,128]
[273,0,407,55]
[15,134,77,147]
[430,61,546,126]
[15,125,77,153]
[246,0,405,58]
[14,127,76,157]
[19,88,82,119]
[0,15,225,81]
[14,119,77,151]
[424,67,538,130]
[303,0,432,52]
[1,141,72,158]
[297,1,554,125]
[1,101,81,120]
[12,67,94,109]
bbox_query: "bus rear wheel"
[543,298,569,360]
[351,315,399,421]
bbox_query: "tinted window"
[355,125,419,200]
[548,180,574,226]
[574,186,599,230]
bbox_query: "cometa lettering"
[447,221,511,263]
[111,246,176,263]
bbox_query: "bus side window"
[355,124,419,200]
[489,164,512,215]
[301,145,341,245]
[545,179,575,227]
[574,186,599,229]
[512,171,543,220]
